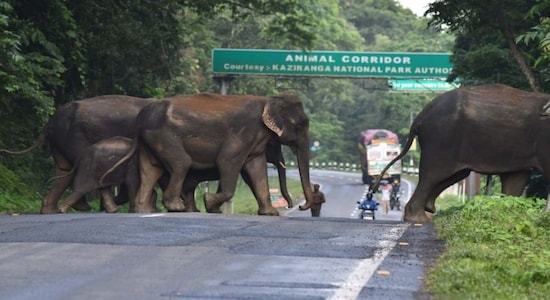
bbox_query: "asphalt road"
[280,169,413,220]
[0,170,444,300]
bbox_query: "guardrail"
[285,161,419,175]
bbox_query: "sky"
[396,0,432,17]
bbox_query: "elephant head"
[262,93,314,210]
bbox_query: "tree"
[0,0,322,202]
[427,0,549,91]
[516,0,550,86]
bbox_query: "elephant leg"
[404,167,467,222]
[41,156,74,214]
[181,177,200,212]
[58,191,86,213]
[424,169,470,213]
[162,171,187,212]
[134,147,164,213]
[160,156,190,212]
[99,187,118,213]
[71,198,92,211]
[500,171,530,196]
[158,174,198,212]
[204,167,241,214]
[540,169,550,212]
[427,170,470,213]
[241,157,279,216]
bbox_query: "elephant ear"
[262,98,285,137]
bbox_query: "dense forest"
[1,0,549,207]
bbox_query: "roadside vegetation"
[3,0,550,295]
[428,195,550,299]
[0,175,304,215]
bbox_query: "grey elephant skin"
[57,137,142,213]
[2,94,294,213]
[131,93,314,215]
[177,138,295,212]
[0,95,157,214]
[58,136,291,213]
[372,84,550,223]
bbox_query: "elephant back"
[46,95,156,164]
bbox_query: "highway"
[281,168,413,221]
[0,170,442,300]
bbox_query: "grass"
[0,176,305,215]
[427,195,550,299]
[193,176,304,214]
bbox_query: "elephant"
[55,135,293,213]
[126,92,314,215]
[181,138,294,212]
[370,84,550,223]
[0,95,157,214]
[56,137,143,213]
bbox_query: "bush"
[429,195,550,299]
[0,163,41,213]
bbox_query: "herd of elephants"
[3,83,550,222]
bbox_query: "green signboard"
[388,79,459,92]
[212,48,453,78]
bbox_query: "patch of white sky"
[395,0,432,17]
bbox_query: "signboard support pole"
[214,75,236,95]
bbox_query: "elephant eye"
[290,116,308,128]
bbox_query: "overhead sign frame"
[212,48,453,79]
[388,78,459,92]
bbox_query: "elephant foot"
[58,204,70,214]
[163,197,186,212]
[204,193,223,213]
[72,199,92,211]
[103,204,119,213]
[40,205,59,214]
[258,206,279,216]
[403,210,433,223]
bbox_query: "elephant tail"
[47,160,78,183]
[369,127,418,193]
[0,131,45,154]
[99,138,137,186]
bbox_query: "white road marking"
[140,213,166,218]
[329,225,409,300]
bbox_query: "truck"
[357,129,402,185]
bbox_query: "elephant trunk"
[297,145,314,211]
[277,162,294,208]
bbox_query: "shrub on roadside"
[0,163,41,213]
[428,195,550,299]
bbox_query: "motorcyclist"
[390,178,402,210]
[358,191,379,210]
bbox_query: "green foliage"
[516,0,550,83]
[429,195,550,299]
[427,0,550,90]
[0,163,41,213]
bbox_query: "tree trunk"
[502,28,540,92]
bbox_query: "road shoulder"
[358,222,446,299]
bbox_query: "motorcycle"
[390,189,402,210]
[357,199,379,220]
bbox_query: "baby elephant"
[58,136,143,213]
